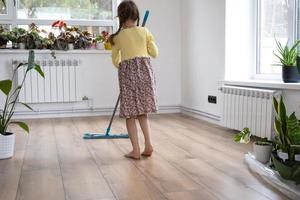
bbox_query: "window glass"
[17,0,113,20]
[0,0,7,15]
[259,0,288,74]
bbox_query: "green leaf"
[19,102,34,111]
[273,97,279,115]
[34,64,45,78]
[10,121,29,133]
[279,96,287,124]
[287,112,300,144]
[0,80,12,95]
[233,128,251,144]
[27,50,35,70]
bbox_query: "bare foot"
[141,146,153,157]
[124,151,141,160]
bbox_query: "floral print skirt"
[118,57,158,118]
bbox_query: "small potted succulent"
[0,25,9,49]
[0,50,44,159]
[234,127,273,163]
[274,39,300,83]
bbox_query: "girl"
[109,0,158,160]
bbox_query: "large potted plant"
[272,96,300,184]
[274,39,300,83]
[0,50,44,159]
[234,128,273,163]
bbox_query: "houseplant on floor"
[234,127,273,163]
[0,50,44,159]
[274,39,300,83]
[272,96,300,184]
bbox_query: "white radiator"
[15,59,81,103]
[220,86,281,139]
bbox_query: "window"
[0,0,7,15]
[0,0,117,35]
[256,0,297,77]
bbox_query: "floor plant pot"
[271,153,300,184]
[0,133,15,159]
[282,65,300,83]
[253,142,272,163]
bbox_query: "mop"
[83,10,150,140]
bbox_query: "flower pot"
[35,41,42,49]
[0,133,15,159]
[253,143,272,163]
[68,43,74,50]
[19,43,26,49]
[271,152,300,183]
[282,66,300,83]
[12,43,18,49]
[96,42,104,50]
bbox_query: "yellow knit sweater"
[111,27,158,68]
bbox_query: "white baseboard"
[12,104,220,125]
[180,106,221,125]
[13,105,181,119]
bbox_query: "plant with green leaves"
[273,39,300,67]
[0,25,9,46]
[272,96,300,183]
[273,96,300,161]
[0,50,44,135]
[10,27,27,43]
[234,127,272,145]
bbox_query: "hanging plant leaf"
[0,79,12,95]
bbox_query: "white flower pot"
[19,43,26,49]
[96,42,104,50]
[68,43,74,50]
[0,133,15,159]
[253,143,272,163]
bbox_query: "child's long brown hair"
[109,0,140,45]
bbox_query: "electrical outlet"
[208,95,217,104]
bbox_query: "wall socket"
[208,95,217,104]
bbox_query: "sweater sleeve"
[146,28,158,58]
[111,42,121,68]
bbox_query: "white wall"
[181,0,225,120]
[0,0,182,117]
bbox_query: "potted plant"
[0,50,44,159]
[0,25,9,49]
[271,96,300,184]
[10,27,27,49]
[66,31,76,50]
[41,37,54,49]
[25,23,43,49]
[234,127,273,163]
[274,39,300,83]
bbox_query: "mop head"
[83,133,129,139]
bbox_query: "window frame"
[254,0,298,80]
[0,0,118,32]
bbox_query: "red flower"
[52,20,67,29]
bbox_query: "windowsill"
[221,79,300,90]
[0,49,111,54]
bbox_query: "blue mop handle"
[142,10,150,27]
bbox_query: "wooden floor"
[0,114,289,200]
